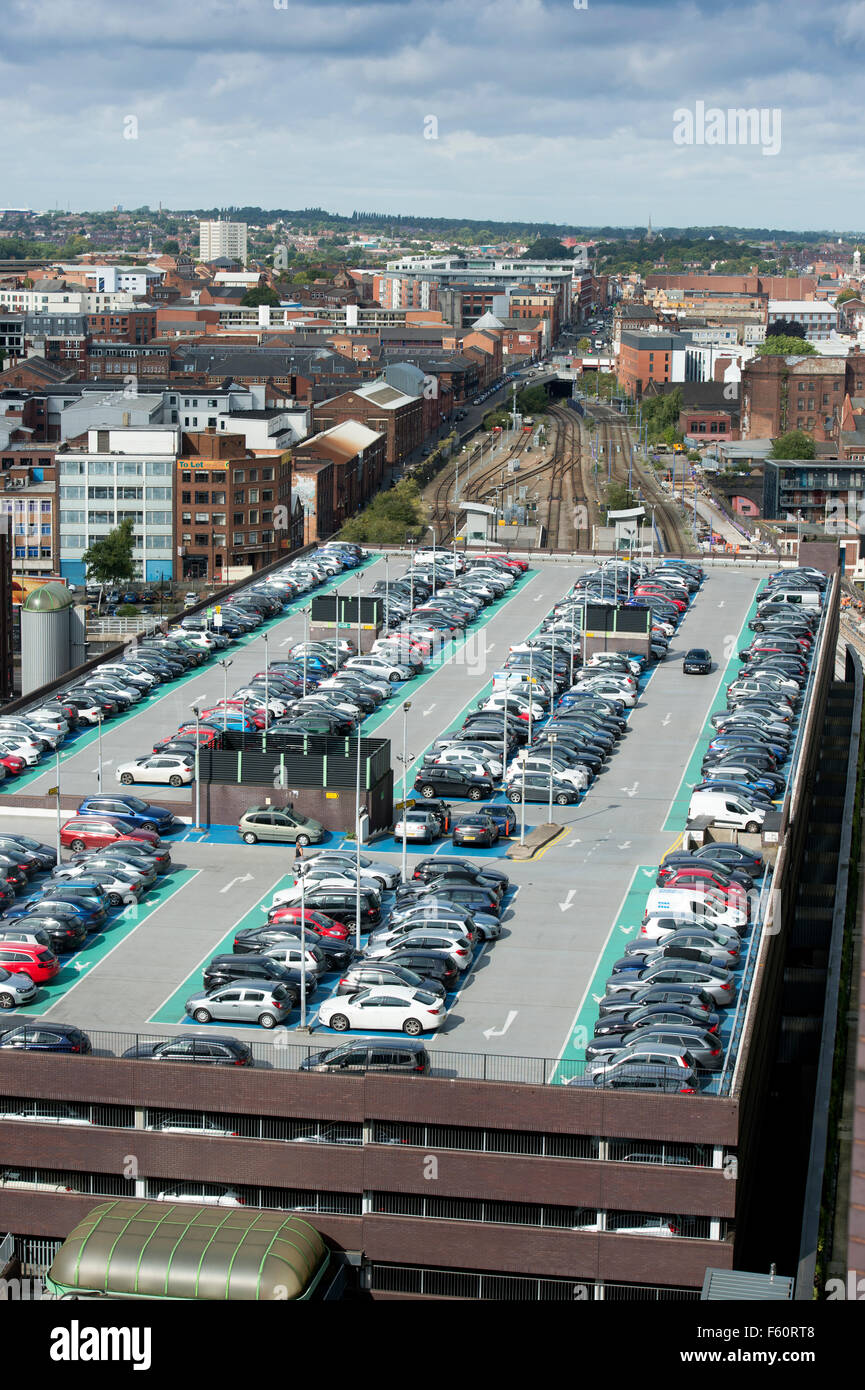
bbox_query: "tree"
[520,238,573,259]
[83,518,136,610]
[577,337,591,354]
[770,430,816,460]
[768,317,805,339]
[756,335,817,357]
[240,286,280,308]
[605,481,636,514]
[161,239,179,256]
[835,288,860,305]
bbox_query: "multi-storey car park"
[0,529,857,1303]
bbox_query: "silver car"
[184,981,294,1029]
[394,811,440,843]
[0,967,38,1010]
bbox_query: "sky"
[4,0,864,231]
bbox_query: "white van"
[687,790,766,833]
[643,887,748,930]
[758,588,821,610]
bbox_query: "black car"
[414,766,495,801]
[299,1039,430,1074]
[288,887,380,931]
[0,835,55,870]
[593,1003,720,1038]
[452,813,499,847]
[202,953,302,1003]
[406,863,504,900]
[0,1022,91,1053]
[411,857,509,890]
[122,1034,254,1066]
[683,647,712,674]
[383,949,459,991]
[0,913,87,953]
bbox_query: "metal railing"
[87,617,162,638]
[0,1233,13,1269]
[366,1263,701,1300]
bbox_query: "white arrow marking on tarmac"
[73,962,90,972]
[591,993,604,1004]
[567,838,581,846]
[642,867,655,877]
[662,713,671,726]
[219,873,254,894]
[483,1010,518,1040]
[422,705,436,717]
[622,782,639,797]
[619,925,636,935]
[559,889,577,912]
[718,601,725,608]
[618,841,631,849]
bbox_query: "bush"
[338,478,426,544]
[115,604,139,617]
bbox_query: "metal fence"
[87,617,161,638]
[366,1263,701,1301]
[36,1023,724,1091]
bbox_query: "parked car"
[299,1039,430,1074]
[237,805,324,846]
[316,985,446,1035]
[184,982,294,1029]
[0,1022,91,1053]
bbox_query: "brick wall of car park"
[0,789,192,817]
[0,1055,740,1288]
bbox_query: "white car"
[23,709,69,735]
[506,762,589,791]
[431,750,502,779]
[317,984,446,1035]
[300,851,398,890]
[394,811,441,843]
[116,754,194,787]
[569,678,637,708]
[344,656,411,683]
[295,861,385,892]
[482,692,545,721]
[372,642,424,669]
[0,738,40,766]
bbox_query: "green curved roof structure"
[22,581,75,612]
[46,1199,330,1301]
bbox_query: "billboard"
[11,576,67,607]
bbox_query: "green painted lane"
[360,569,539,738]
[0,556,381,797]
[24,868,201,1017]
[548,866,649,1085]
[148,872,295,1025]
[661,591,762,832]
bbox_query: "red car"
[0,754,25,776]
[0,942,60,984]
[201,705,267,730]
[634,586,687,612]
[657,868,749,912]
[172,725,222,747]
[475,554,528,573]
[265,906,351,941]
[60,817,161,852]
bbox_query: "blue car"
[75,795,178,834]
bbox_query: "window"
[194,534,209,546]
[182,533,192,543]
[60,485,84,499]
[262,489,273,502]
[212,491,226,504]
[145,486,171,500]
[233,512,244,525]
[262,469,274,482]
[181,491,191,503]
[234,490,245,504]
[194,492,209,504]
[247,532,258,545]
[182,513,191,524]
[248,488,259,503]
[248,469,258,481]
[248,510,259,524]
[233,532,245,545]
[232,470,245,483]
[195,513,209,523]
[211,472,226,484]
[212,513,226,525]
[60,510,84,524]
[181,472,192,482]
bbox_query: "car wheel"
[242,832,257,844]
[745,821,760,834]
[420,785,435,799]
[468,786,483,801]
[258,1013,277,1029]
[169,775,183,787]
[70,839,86,852]
[0,993,14,1009]
[108,892,124,907]
[120,773,134,785]
[403,1016,423,1036]
[193,1008,212,1023]
[507,790,522,804]
[555,792,571,806]
[329,1013,349,1031]
[296,834,311,847]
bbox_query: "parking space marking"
[30,868,201,1018]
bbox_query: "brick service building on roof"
[313,383,423,466]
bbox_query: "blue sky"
[5,0,863,229]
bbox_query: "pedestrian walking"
[294,840,304,865]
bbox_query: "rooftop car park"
[0,544,825,1101]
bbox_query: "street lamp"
[303,607,309,696]
[299,862,308,1031]
[96,711,104,791]
[547,732,559,824]
[263,632,269,749]
[400,700,413,883]
[218,658,233,732]
[190,703,202,831]
[518,751,529,845]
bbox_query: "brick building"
[617,331,689,398]
[740,355,846,442]
[174,432,288,581]
[291,420,386,530]
[313,382,423,466]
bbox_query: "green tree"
[240,286,280,307]
[520,238,573,259]
[338,479,426,544]
[756,335,818,357]
[770,430,816,460]
[83,517,136,610]
[577,337,591,354]
[605,481,636,515]
[515,385,549,415]
[161,239,180,256]
[835,288,860,305]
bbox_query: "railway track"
[587,403,692,555]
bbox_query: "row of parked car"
[568,565,825,1093]
[166,847,513,1049]
[0,799,178,1018]
[409,558,702,811]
